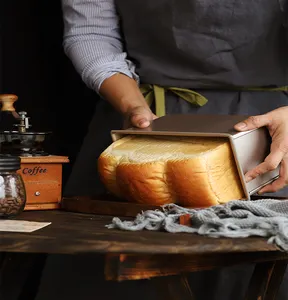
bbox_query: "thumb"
[234,114,271,132]
[130,107,154,128]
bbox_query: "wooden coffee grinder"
[0,94,69,210]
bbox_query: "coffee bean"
[0,174,26,218]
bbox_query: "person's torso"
[115,0,288,88]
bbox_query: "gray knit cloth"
[106,199,288,251]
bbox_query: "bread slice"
[98,135,245,207]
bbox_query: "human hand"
[123,106,158,129]
[234,106,288,194]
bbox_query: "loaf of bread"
[98,135,245,207]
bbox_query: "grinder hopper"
[0,94,52,157]
[110,114,280,200]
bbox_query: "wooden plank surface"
[0,210,282,255]
[105,253,288,281]
[61,195,159,217]
[61,195,288,218]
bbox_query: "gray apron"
[58,1,288,300]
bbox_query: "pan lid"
[112,114,255,138]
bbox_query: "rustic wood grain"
[19,156,69,211]
[61,195,159,217]
[0,210,282,255]
[61,195,288,218]
[24,203,60,210]
[179,214,192,226]
[104,253,288,281]
[0,209,287,300]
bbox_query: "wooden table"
[0,210,288,300]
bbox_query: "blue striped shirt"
[61,0,138,93]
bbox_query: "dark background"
[2,3,288,300]
[2,0,97,187]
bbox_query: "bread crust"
[98,136,245,207]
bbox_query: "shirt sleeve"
[61,0,139,93]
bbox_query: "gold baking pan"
[111,114,280,200]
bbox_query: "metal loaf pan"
[111,114,280,200]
